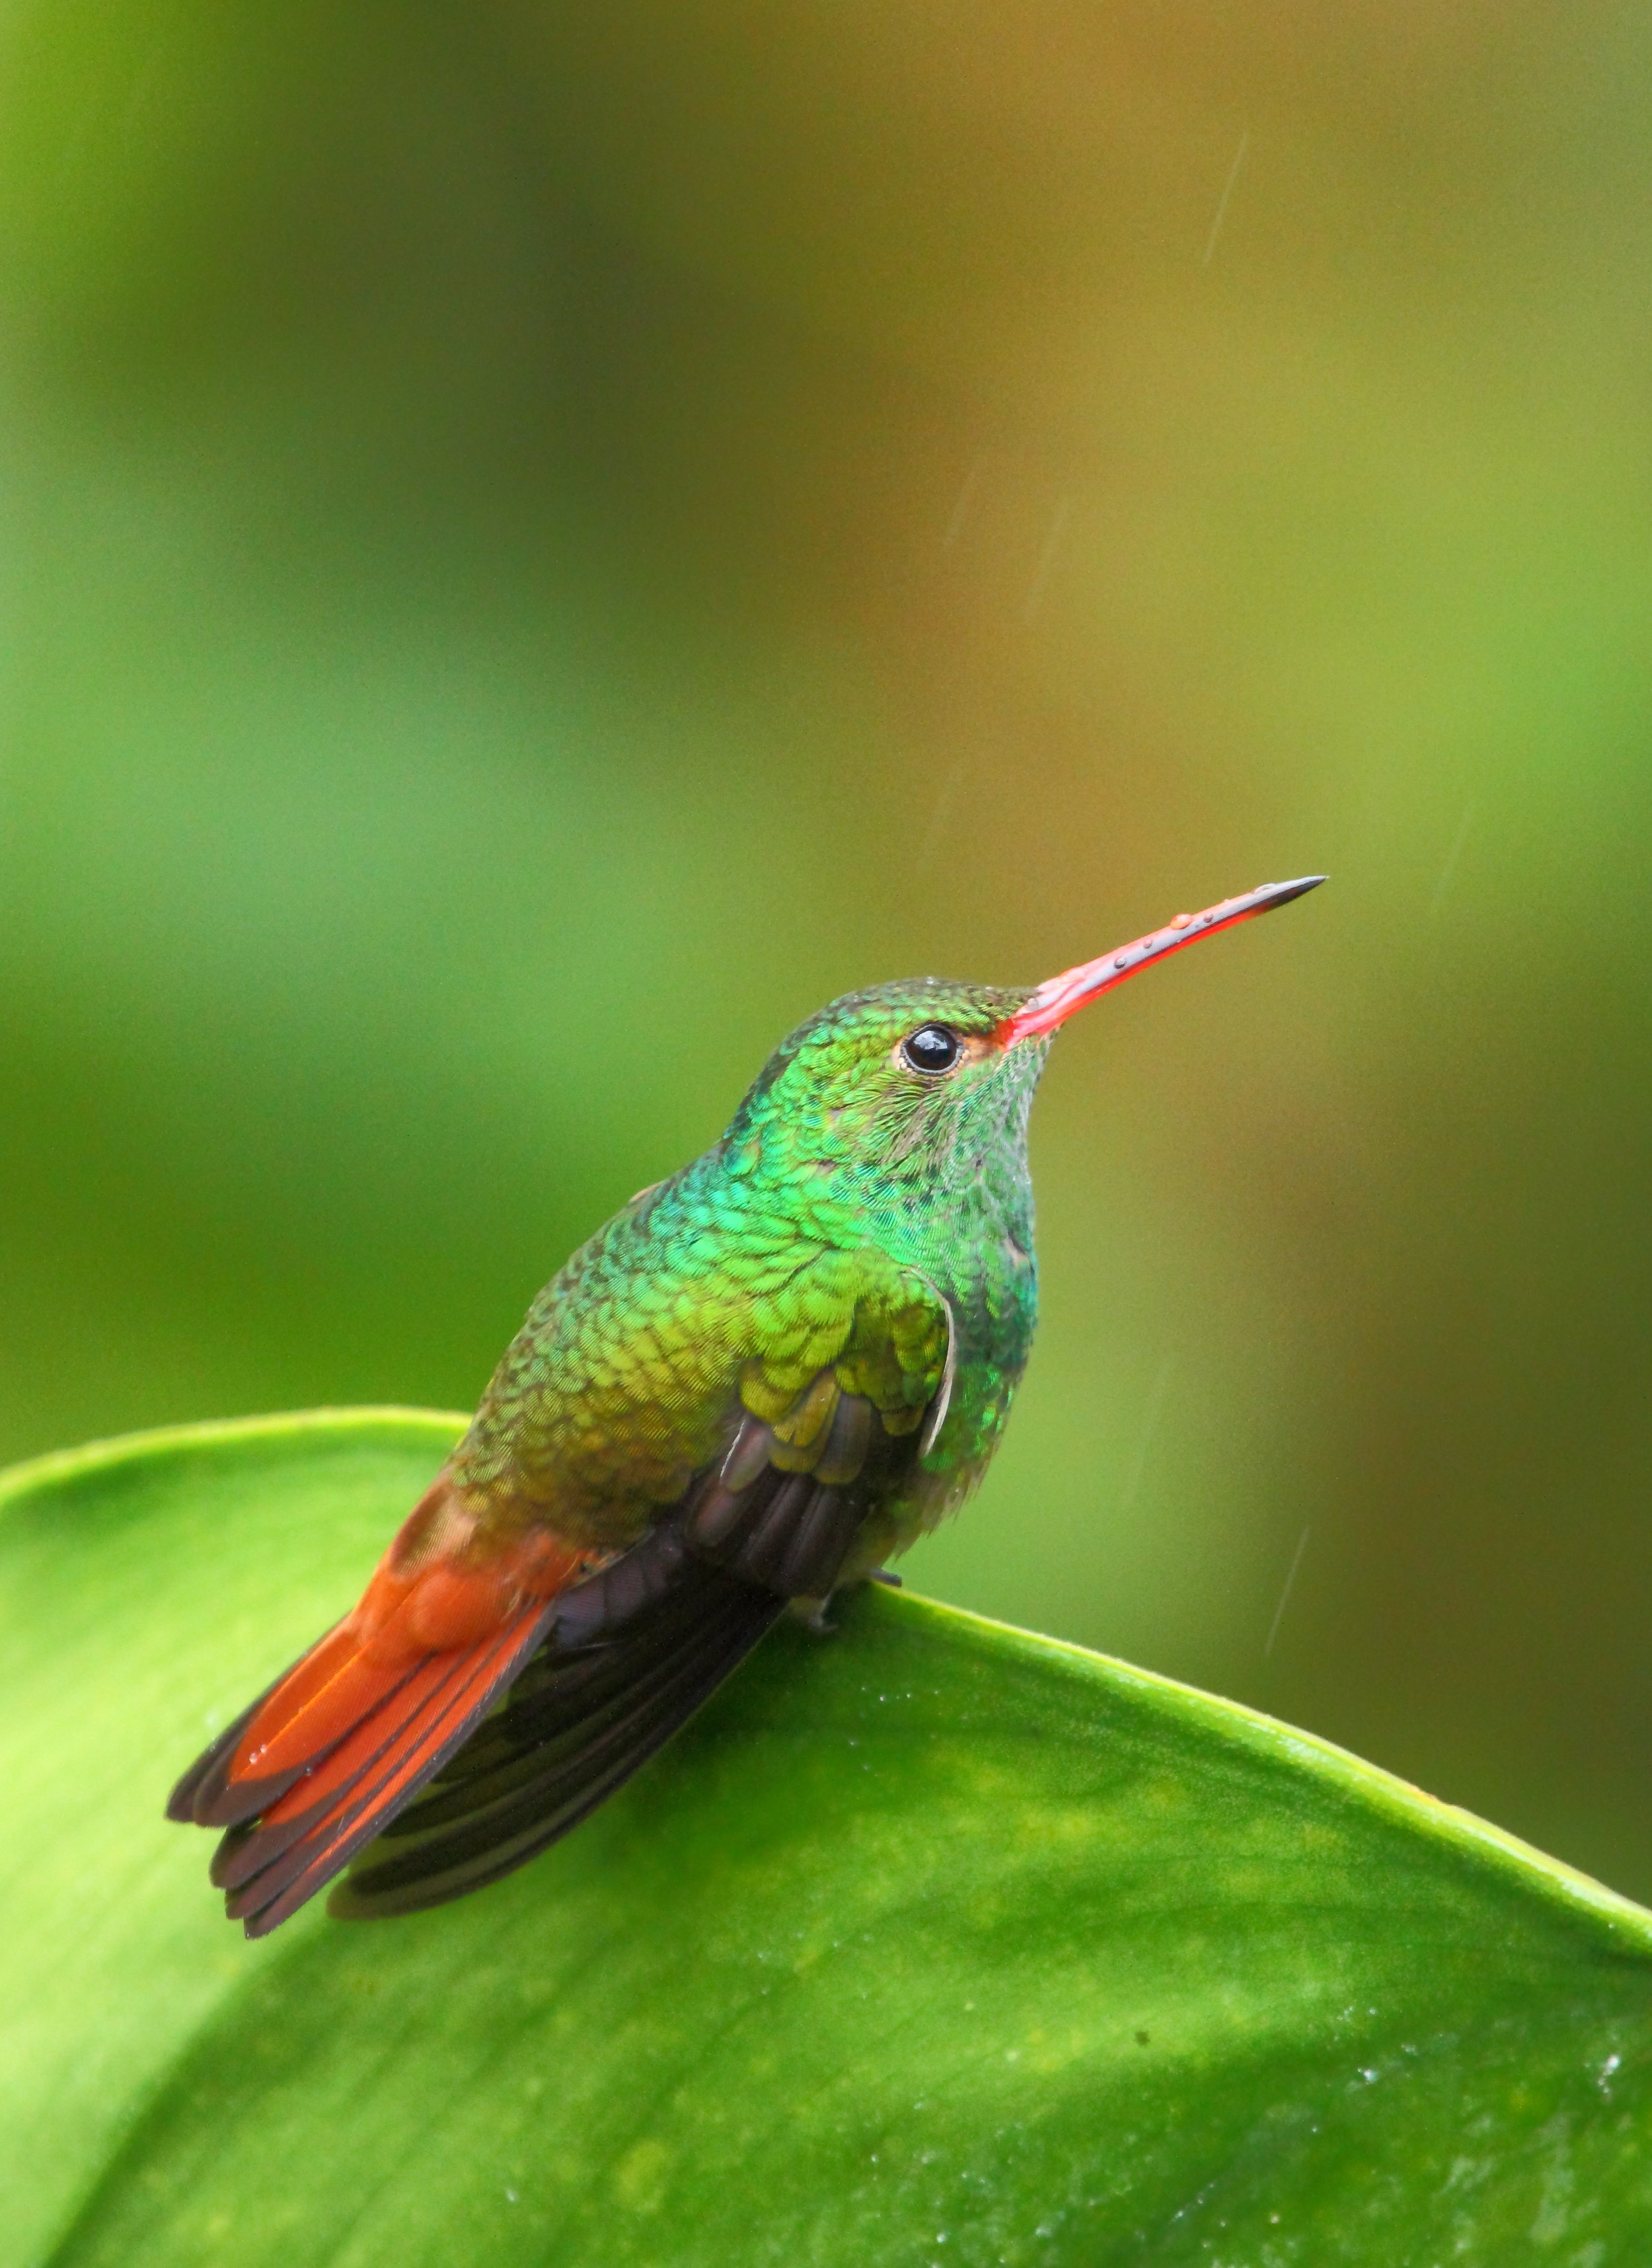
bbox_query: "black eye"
[901,1023,962,1075]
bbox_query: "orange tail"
[167,1480,589,1936]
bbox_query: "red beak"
[1002,875,1326,1043]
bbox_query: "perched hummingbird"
[170,876,1323,1935]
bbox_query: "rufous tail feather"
[166,1479,589,1936]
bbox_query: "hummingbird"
[169,876,1323,1935]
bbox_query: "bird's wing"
[169,1254,951,1934]
[330,1256,952,1922]
[674,1248,952,1593]
[330,1535,784,1918]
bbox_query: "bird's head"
[726,877,1325,1199]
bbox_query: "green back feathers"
[455,978,1053,1548]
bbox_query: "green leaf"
[5,1412,1651,2266]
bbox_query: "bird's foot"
[868,1568,902,1588]
[788,1595,837,1635]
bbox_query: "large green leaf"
[4,1412,1650,2266]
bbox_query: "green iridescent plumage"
[167,878,1322,1930]
[451,977,1047,1572]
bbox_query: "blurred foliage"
[1,2,1651,1903]
[9,1414,1652,2267]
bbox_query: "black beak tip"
[1265,874,1328,911]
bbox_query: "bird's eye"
[901,1024,962,1075]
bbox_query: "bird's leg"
[787,1594,837,1634]
[787,1561,903,1634]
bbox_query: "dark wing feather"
[331,1555,781,1917]
[320,1361,930,1932]
[330,1392,913,1920]
[168,1282,950,1935]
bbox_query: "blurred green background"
[2,5,1649,1896]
